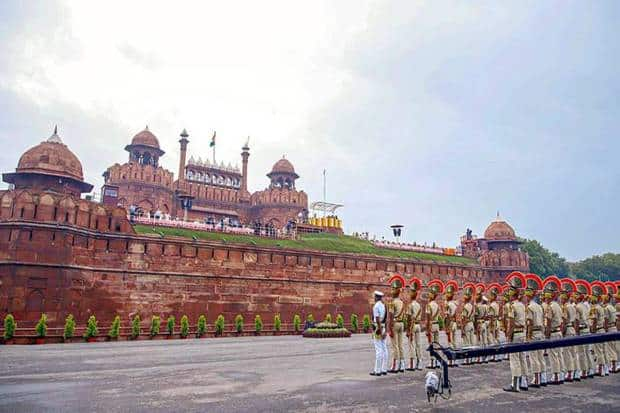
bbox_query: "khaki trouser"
[549,331,564,374]
[528,330,545,374]
[447,321,458,348]
[563,326,577,372]
[477,322,488,347]
[593,328,608,366]
[578,328,595,372]
[488,320,499,346]
[462,321,476,347]
[510,332,528,377]
[606,327,618,362]
[408,323,422,360]
[430,323,440,344]
[390,321,405,363]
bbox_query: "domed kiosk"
[3,127,93,197]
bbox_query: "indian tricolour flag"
[209,131,216,147]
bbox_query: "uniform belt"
[532,327,542,331]
[394,319,405,323]
[550,328,561,333]
[431,322,439,325]
[513,329,524,333]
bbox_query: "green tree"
[35,314,47,338]
[131,315,141,339]
[63,314,76,340]
[215,315,225,336]
[197,314,207,337]
[274,314,281,332]
[254,315,263,333]
[166,316,175,335]
[362,314,371,333]
[336,314,344,328]
[180,315,189,338]
[108,316,121,339]
[293,314,301,332]
[234,314,244,333]
[4,314,16,340]
[570,253,620,281]
[350,314,358,332]
[520,238,569,277]
[84,315,98,339]
[150,316,161,337]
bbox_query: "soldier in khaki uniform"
[575,280,595,379]
[524,273,545,388]
[387,274,407,373]
[542,276,565,385]
[474,283,489,364]
[503,272,529,392]
[486,283,502,362]
[590,281,609,376]
[500,286,512,360]
[443,280,460,367]
[559,278,578,382]
[425,279,444,369]
[460,283,476,365]
[605,281,618,373]
[406,277,423,371]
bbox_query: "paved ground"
[0,335,618,412]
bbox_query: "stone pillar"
[178,129,189,183]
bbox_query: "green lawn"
[133,224,476,265]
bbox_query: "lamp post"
[390,224,404,242]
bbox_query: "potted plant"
[63,314,76,342]
[196,314,207,338]
[4,314,16,344]
[273,314,281,335]
[350,314,358,333]
[131,315,141,340]
[215,315,225,337]
[166,315,175,338]
[293,314,301,334]
[254,315,263,335]
[150,316,161,338]
[324,313,332,323]
[336,314,344,329]
[34,313,47,344]
[108,315,121,341]
[234,314,244,335]
[362,314,371,333]
[180,315,189,338]
[84,315,98,342]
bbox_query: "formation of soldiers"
[370,273,620,392]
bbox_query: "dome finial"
[47,125,63,144]
[145,125,149,130]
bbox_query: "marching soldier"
[524,273,544,388]
[474,283,489,363]
[406,277,423,371]
[444,280,459,367]
[559,278,578,382]
[542,276,565,384]
[575,279,595,379]
[590,281,609,376]
[604,282,618,373]
[387,275,407,373]
[425,279,444,369]
[503,272,529,392]
[370,290,388,376]
[460,283,476,365]
[486,283,502,362]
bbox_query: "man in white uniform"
[370,290,388,376]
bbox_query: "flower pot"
[35,338,45,345]
[3,338,15,345]
[86,337,97,343]
[180,335,188,339]
[166,335,173,339]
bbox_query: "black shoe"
[541,382,547,387]
[369,372,380,376]
[381,372,387,376]
[503,386,519,393]
[520,386,528,391]
[405,368,415,371]
[399,369,405,373]
[573,377,581,382]
[530,383,540,388]
[388,369,398,374]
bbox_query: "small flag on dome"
[209,131,216,147]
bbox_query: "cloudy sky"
[1,1,618,261]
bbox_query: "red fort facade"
[0,128,528,328]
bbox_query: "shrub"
[197,315,207,337]
[274,314,281,332]
[35,314,47,338]
[302,328,351,338]
[215,315,225,336]
[362,314,371,333]
[166,315,175,335]
[3,314,16,340]
[180,315,189,338]
[314,322,338,329]
[150,316,161,337]
[131,315,141,339]
[254,315,263,333]
[234,314,244,333]
[63,314,76,340]
[350,314,358,332]
[306,314,314,323]
[108,315,121,339]
[84,315,98,339]
[336,314,344,328]
[293,314,301,332]
[324,313,332,323]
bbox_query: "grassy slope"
[133,224,476,265]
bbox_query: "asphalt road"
[0,334,618,412]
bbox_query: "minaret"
[240,138,250,195]
[178,129,189,182]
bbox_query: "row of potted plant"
[3,312,375,342]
